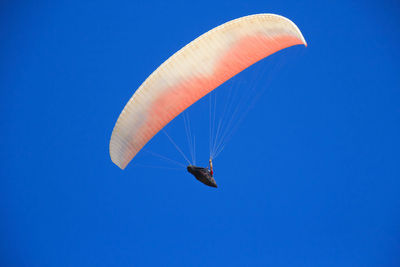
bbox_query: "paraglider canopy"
[109,14,307,170]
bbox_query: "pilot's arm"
[209,158,213,176]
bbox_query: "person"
[187,158,217,188]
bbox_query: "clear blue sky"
[1,0,400,266]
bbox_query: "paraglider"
[187,158,216,187]
[109,14,307,187]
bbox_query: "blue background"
[1,0,400,266]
